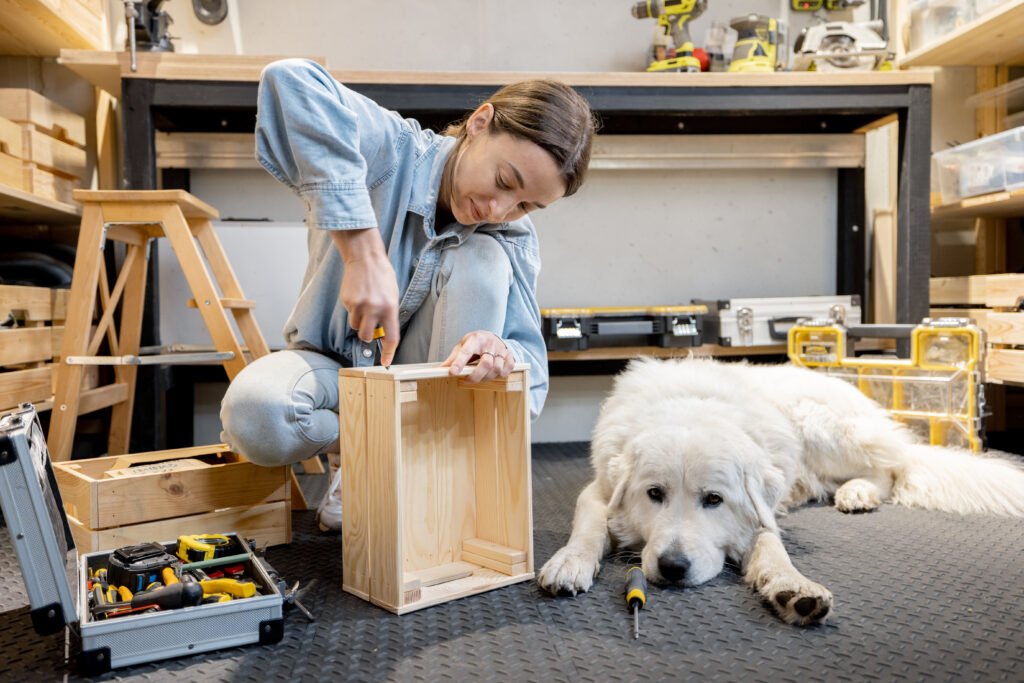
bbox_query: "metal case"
[0,404,284,675]
[693,295,861,347]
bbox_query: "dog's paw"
[762,578,833,626]
[538,546,600,596]
[834,478,882,513]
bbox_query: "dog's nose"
[657,553,691,583]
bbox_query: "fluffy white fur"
[537,357,1024,625]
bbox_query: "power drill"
[631,0,708,73]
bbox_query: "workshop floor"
[2,442,1024,681]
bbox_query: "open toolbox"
[0,404,285,675]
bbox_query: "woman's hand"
[441,331,515,384]
[332,229,400,366]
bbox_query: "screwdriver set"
[0,404,289,675]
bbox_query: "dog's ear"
[743,461,786,533]
[606,452,633,511]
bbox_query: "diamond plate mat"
[1,442,1023,681]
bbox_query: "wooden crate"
[21,124,87,178]
[338,363,533,614]
[52,443,292,553]
[0,89,86,146]
[0,284,69,414]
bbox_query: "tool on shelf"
[631,0,708,72]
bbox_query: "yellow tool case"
[788,318,986,451]
[0,404,287,675]
[541,305,707,351]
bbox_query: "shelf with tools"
[900,0,1024,67]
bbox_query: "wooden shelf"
[900,0,1024,67]
[0,0,107,57]
[547,344,786,361]
[0,182,81,222]
[931,187,1024,221]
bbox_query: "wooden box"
[52,443,292,553]
[339,363,533,614]
[0,284,69,414]
[0,89,86,146]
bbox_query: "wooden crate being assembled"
[52,444,291,553]
[339,363,533,614]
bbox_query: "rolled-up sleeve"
[256,58,396,230]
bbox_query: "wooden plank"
[57,49,932,99]
[491,374,532,565]
[984,275,1024,308]
[71,189,219,219]
[987,313,1024,345]
[460,549,527,576]
[460,376,524,392]
[547,344,787,361]
[927,275,1024,307]
[0,181,80,222]
[66,501,291,554]
[107,443,233,469]
[0,150,25,190]
[21,125,87,178]
[0,365,51,409]
[22,163,76,204]
[0,116,24,157]
[411,561,475,587]
[0,284,53,321]
[0,87,87,146]
[871,208,896,324]
[988,348,1024,385]
[929,308,989,330]
[187,297,255,309]
[340,373,370,600]
[103,458,211,479]
[366,377,401,608]
[77,382,128,416]
[462,538,527,564]
[0,327,53,365]
[108,242,149,454]
[393,569,533,615]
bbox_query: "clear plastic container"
[932,126,1024,203]
[908,0,976,52]
[975,0,1010,15]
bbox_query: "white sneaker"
[316,456,342,533]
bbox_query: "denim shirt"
[255,59,548,419]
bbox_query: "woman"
[220,59,597,531]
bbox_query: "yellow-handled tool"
[176,534,234,563]
[200,578,257,599]
[625,566,647,639]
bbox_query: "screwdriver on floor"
[625,566,647,639]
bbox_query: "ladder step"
[65,351,235,366]
[186,297,255,309]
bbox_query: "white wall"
[128,0,975,444]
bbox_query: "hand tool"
[632,0,708,73]
[199,578,257,599]
[373,325,390,369]
[180,552,252,572]
[176,534,237,563]
[107,541,179,593]
[625,566,647,640]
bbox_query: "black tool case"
[0,404,284,675]
[541,305,706,351]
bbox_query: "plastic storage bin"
[932,126,1024,203]
[908,0,975,52]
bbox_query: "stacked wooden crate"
[931,275,1024,385]
[0,283,73,415]
[0,88,86,205]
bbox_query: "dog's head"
[605,420,787,587]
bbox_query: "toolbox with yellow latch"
[0,403,289,675]
[541,305,706,351]
[788,318,986,451]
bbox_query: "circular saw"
[793,19,888,71]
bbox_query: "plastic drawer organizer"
[0,404,284,674]
[541,305,705,351]
[933,126,1024,203]
[338,363,533,614]
[788,318,986,451]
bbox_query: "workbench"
[58,50,934,451]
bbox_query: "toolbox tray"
[0,404,284,675]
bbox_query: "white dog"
[538,357,1024,625]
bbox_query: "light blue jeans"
[220,232,513,467]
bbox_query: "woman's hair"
[445,79,599,197]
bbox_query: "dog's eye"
[702,492,724,508]
[647,487,664,503]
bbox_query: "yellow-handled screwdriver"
[373,326,390,369]
[625,566,647,640]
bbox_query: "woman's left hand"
[441,331,515,384]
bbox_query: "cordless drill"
[631,0,708,73]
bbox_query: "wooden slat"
[22,125,87,178]
[988,348,1024,385]
[0,284,54,321]
[900,0,1024,66]
[0,327,53,365]
[460,549,527,576]
[187,297,255,309]
[462,538,527,564]
[0,366,51,409]
[987,313,1024,346]
[929,308,989,330]
[340,373,370,601]
[0,87,87,145]
[411,561,475,587]
[366,377,401,608]
[71,189,220,219]
[66,501,291,554]
[930,274,1024,307]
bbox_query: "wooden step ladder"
[48,190,315,507]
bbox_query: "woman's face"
[446,104,567,226]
